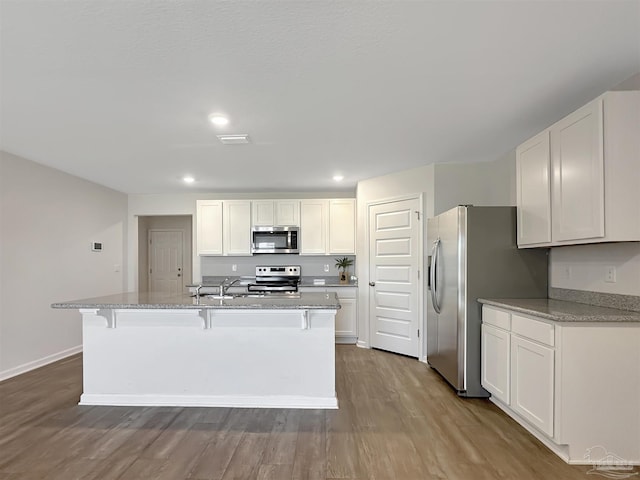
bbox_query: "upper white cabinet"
[252,200,300,227]
[517,91,640,247]
[551,99,604,242]
[300,200,328,254]
[300,199,356,255]
[329,199,356,254]
[196,200,223,255]
[196,200,252,256]
[516,131,551,246]
[223,200,252,256]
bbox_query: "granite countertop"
[186,276,358,288]
[478,298,640,323]
[52,291,341,310]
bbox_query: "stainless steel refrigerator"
[426,206,548,397]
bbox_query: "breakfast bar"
[52,292,340,409]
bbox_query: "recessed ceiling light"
[333,175,344,182]
[183,176,195,184]
[208,114,229,126]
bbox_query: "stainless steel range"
[248,265,301,293]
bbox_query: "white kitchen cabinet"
[551,98,604,242]
[516,91,640,247]
[252,200,300,226]
[329,199,356,255]
[196,200,223,255]
[481,324,510,405]
[516,131,551,246]
[300,200,328,254]
[510,334,554,437]
[481,304,640,464]
[482,306,555,438]
[299,286,357,343]
[223,200,252,256]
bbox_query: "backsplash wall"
[549,242,640,296]
[200,255,356,279]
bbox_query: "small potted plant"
[335,257,354,284]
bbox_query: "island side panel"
[80,308,337,408]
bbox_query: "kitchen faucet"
[219,277,239,297]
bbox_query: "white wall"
[434,150,516,214]
[0,151,127,379]
[550,243,640,296]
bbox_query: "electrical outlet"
[564,266,572,281]
[605,266,617,283]
[324,264,330,273]
[232,264,237,272]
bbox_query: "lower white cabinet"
[481,304,640,465]
[481,324,510,404]
[299,286,357,343]
[510,335,554,437]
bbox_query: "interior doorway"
[138,215,192,293]
[368,196,422,358]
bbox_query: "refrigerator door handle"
[430,238,441,313]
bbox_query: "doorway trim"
[365,193,424,361]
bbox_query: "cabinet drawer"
[511,314,554,347]
[483,306,511,331]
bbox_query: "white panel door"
[369,198,420,357]
[481,324,510,404]
[300,200,328,254]
[149,230,183,295]
[516,130,551,246]
[551,98,605,242]
[196,200,223,255]
[511,335,554,437]
[223,201,252,256]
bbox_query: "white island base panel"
[79,308,338,409]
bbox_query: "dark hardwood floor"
[0,345,618,479]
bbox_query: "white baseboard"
[0,345,83,382]
[356,340,369,349]
[335,336,357,344]
[80,393,339,409]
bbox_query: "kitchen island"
[52,292,340,409]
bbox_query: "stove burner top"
[250,265,301,293]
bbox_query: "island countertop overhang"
[51,291,341,310]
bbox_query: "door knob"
[177,274,181,277]
[369,282,375,287]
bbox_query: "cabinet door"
[300,200,328,254]
[511,335,554,437]
[551,98,605,242]
[223,201,252,256]
[481,324,510,404]
[196,200,223,255]
[335,296,357,338]
[329,199,356,254]
[252,201,275,226]
[516,131,551,246]
[275,200,300,226]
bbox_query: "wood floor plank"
[0,345,628,480]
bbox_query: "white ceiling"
[1,1,639,194]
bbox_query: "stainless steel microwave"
[251,226,299,254]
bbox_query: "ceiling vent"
[216,134,250,145]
